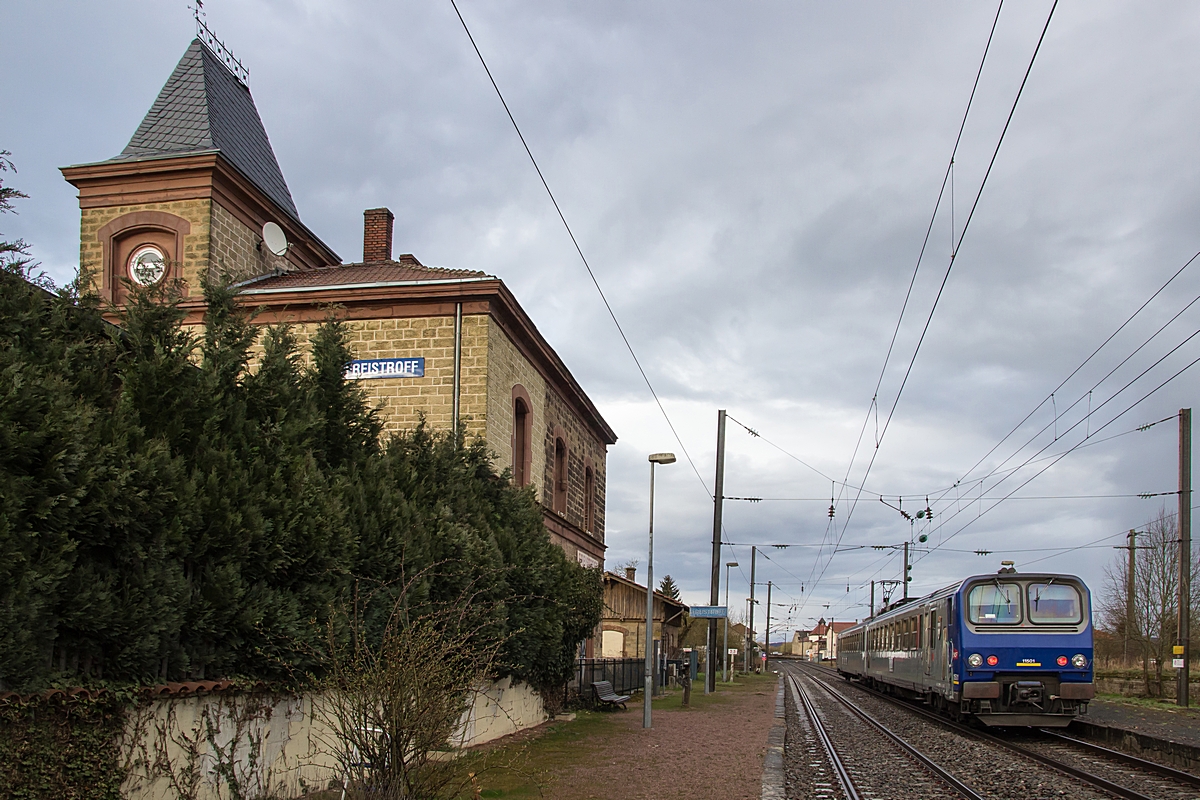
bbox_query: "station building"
[60,37,615,569]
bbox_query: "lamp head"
[726,561,739,567]
[648,452,677,464]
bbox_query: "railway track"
[786,668,985,799]
[785,660,1200,800]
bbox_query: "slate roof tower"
[116,39,299,221]
[62,38,338,305]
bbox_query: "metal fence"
[568,658,645,706]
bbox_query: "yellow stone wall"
[228,314,491,439]
[484,318,549,503]
[79,199,212,295]
[209,202,289,284]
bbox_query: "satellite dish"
[262,221,288,256]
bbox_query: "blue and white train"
[836,565,1094,727]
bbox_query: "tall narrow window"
[584,467,595,533]
[553,437,568,514]
[513,398,529,486]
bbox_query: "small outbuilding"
[598,568,689,660]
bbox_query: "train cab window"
[968,582,1022,624]
[1027,583,1083,624]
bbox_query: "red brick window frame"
[511,384,533,487]
[552,425,569,515]
[96,211,191,304]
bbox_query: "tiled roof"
[109,39,300,221]
[240,255,489,291]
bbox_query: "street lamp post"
[724,561,738,681]
[645,452,676,729]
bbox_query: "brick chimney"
[363,207,394,262]
[625,566,636,582]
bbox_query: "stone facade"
[79,199,211,301]
[209,201,289,285]
[542,385,607,541]
[484,318,549,503]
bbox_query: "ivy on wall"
[0,693,127,800]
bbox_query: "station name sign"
[345,358,425,380]
[689,605,727,619]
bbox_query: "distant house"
[598,568,689,659]
[794,619,856,660]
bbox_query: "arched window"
[584,466,595,533]
[513,398,529,486]
[553,436,568,514]
[511,385,532,487]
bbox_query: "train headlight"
[1057,655,1069,667]
[986,655,999,666]
[968,653,983,668]
[1071,654,1088,669]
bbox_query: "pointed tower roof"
[108,39,300,222]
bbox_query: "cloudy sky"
[6,1,1200,640]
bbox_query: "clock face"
[128,245,167,286]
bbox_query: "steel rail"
[795,662,1161,800]
[792,670,985,800]
[1040,730,1200,790]
[789,673,860,800]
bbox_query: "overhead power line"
[809,0,1059,606]
[448,0,710,496]
[930,275,1200,510]
[926,349,1200,553]
[936,252,1200,506]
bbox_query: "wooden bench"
[592,680,630,710]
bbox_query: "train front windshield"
[1027,583,1083,624]
[967,582,1021,624]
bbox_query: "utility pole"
[1179,408,1192,707]
[1125,530,1137,667]
[764,581,772,670]
[707,410,726,695]
[746,546,757,673]
[723,561,737,682]
[903,541,910,600]
[870,580,875,618]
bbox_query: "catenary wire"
[449,0,711,496]
[928,282,1200,510]
[925,351,1200,553]
[922,328,1200,542]
[813,0,1060,605]
[828,0,1008,581]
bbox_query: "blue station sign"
[345,358,425,380]
[689,605,728,619]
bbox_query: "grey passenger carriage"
[836,564,1094,727]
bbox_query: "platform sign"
[689,605,727,619]
[345,358,424,380]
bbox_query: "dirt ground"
[478,675,779,800]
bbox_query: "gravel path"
[540,684,777,800]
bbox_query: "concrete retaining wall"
[122,679,546,799]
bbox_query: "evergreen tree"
[0,195,603,692]
[658,575,681,601]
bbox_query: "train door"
[924,608,934,676]
[941,598,952,684]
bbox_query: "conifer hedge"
[0,266,602,693]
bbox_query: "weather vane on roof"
[189,1,250,86]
